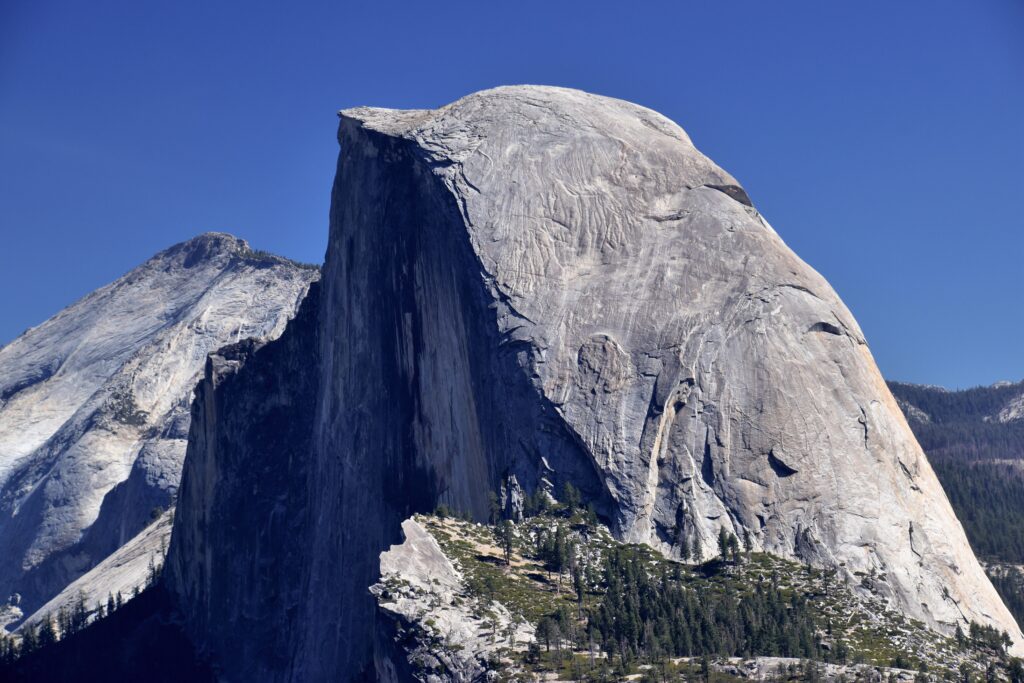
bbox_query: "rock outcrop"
[164,86,1022,680]
[371,518,533,681]
[0,233,317,627]
[21,512,173,631]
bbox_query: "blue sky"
[1,1,1021,388]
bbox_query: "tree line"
[0,553,161,667]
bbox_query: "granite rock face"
[165,86,1021,680]
[998,392,1024,424]
[21,511,174,631]
[371,518,533,682]
[166,283,321,680]
[0,233,317,627]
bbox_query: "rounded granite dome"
[162,86,1023,682]
[329,85,1019,649]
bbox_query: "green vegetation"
[990,567,1024,633]
[887,382,1024,566]
[416,497,1020,681]
[238,245,320,271]
[0,552,158,670]
[933,460,1024,564]
[107,388,148,426]
[889,380,1024,633]
[888,380,1024,431]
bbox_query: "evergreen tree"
[586,544,826,666]
[70,591,89,634]
[728,532,741,564]
[562,482,582,511]
[573,563,586,617]
[536,617,559,652]
[37,615,57,647]
[147,554,162,586]
[497,520,515,566]
[57,605,71,637]
[1008,657,1024,683]
[19,622,38,656]
[530,489,550,516]
[488,491,501,525]
[678,528,691,562]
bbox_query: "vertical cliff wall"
[165,86,1022,681]
[165,283,320,681]
[295,107,613,681]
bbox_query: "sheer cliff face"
[165,86,1021,680]
[166,283,321,679]
[0,233,317,627]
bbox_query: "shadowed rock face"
[164,86,1022,680]
[166,283,321,680]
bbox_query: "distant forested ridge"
[890,379,1024,622]
[889,379,1024,560]
[889,379,1024,461]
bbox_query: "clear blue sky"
[1,1,1021,388]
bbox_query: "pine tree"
[573,563,586,617]
[562,482,582,511]
[147,553,161,586]
[532,489,551,516]
[37,616,57,647]
[498,520,515,566]
[70,591,89,634]
[537,617,559,652]
[488,491,501,525]
[678,528,691,562]
[1008,657,1024,683]
[728,533,741,564]
[57,605,71,637]
[19,622,38,656]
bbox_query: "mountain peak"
[0,235,318,630]
[147,232,318,273]
[155,232,249,269]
